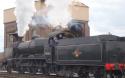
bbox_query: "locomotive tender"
[4,20,125,78]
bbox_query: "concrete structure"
[69,1,89,21]
[4,0,90,49]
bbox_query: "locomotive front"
[6,33,48,74]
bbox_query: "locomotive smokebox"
[68,20,83,32]
[68,20,84,37]
[67,19,90,37]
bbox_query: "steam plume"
[15,0,35,37]
[45,0,72,26]
[31,7,51,27]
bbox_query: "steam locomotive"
[4,20,125,78]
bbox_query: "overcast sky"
[0,0,15,52]
[0,0,125,52]
[84,0,125,36]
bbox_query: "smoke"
[45,0,72,27]
[31,6,52,28]
[14,0,35,37]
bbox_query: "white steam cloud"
[15,0,36,37]
[31,7,51,27]
[45,0,72,26]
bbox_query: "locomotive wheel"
[42,67,48,75]
[18,67,24,74]
[29,67,34,74]
[105,72,114,78]
[29,67,37,74]
[34,67,38,74]
[7,66,12,74]
[42,63,48,75]
[64,71,78,78]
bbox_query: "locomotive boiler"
[4,20,125,78]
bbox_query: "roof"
[72,1,89,7]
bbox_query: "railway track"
[0,71,64,78]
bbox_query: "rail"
[0,71,64,78]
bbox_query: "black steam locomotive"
[4,20,125,78]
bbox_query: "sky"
[83,0,125,36]
[0,0,15,52]
[0,0,125,52]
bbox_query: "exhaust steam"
[45,0,72,27]
[14,0,36,37]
